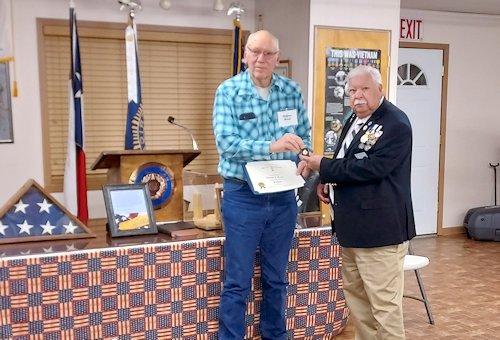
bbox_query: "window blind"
[41,23,232,191]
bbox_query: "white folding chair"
[403,245,434,324]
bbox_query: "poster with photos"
[324,47,381,155]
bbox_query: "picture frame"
[0,62,13,143]
[103,183,158,238]
[275,60,292,79]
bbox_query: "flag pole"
[64,0,88,225]
[122,1,145,150]
[228,3,246,76]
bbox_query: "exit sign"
[400,18,423,41]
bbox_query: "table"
[0,226,349,339]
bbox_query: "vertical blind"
[41,23,232,191]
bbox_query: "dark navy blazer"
[320,99,416,248]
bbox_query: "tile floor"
[333,234,500,340]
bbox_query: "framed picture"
[275,60,292,79]
[0,62,13,143]
[103,183,158,238]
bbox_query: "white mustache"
[354,99,367,105]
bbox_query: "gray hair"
[346,65,382,87]
[246,30,280,52]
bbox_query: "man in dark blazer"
[298,65,416,340]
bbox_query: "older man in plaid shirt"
[213,30,311,340]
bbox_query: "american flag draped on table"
[124,12,145,150]
[0,228,348,338]
[63,0,88,225]
[232,19,245,76]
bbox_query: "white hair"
[346,65,382,88]
[246,30,280,52]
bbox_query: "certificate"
[243,160,305,194]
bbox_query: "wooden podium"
[91,149,200,223]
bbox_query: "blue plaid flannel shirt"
[213,70,311,180]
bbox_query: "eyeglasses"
[246,46,279,60]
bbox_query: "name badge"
[354,152,368,159]
[278,109,298,127]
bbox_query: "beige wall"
[254,0,310,104]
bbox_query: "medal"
[358,123,384,152]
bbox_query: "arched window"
[397,63,427,86]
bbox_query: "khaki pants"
[342,242,408,340]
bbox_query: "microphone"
[168,116,199,150]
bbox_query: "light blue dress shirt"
[213,70,311,180]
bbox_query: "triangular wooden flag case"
[0,179,95,244]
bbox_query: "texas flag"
[63,0,88,225]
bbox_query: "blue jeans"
[218,179,297,340]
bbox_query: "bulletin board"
[312,27,391,224]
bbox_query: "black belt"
[224,177,247,184]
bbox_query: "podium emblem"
[129,162,175,210]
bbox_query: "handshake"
[296,149,331,205]
[269,133,322,179]
[296,149,322,179]
[297,148,330,204]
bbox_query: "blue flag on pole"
[125,18,145,150]
[232,19,245,76]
